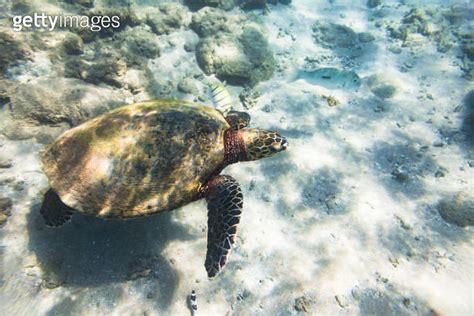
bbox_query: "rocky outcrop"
[0,78,128,142]
[438,192,474,227]
[196,27,275,86]
[192,8,275,86]
[146,3,190,35]
[0,30,31,76]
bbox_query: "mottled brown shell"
[41,100,230,218]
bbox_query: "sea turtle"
[39,98,288,278]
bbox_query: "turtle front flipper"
[40,189,75,227]
[225,111,251,130]
[200,175,243,278]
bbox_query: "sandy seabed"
[0,0,473,315]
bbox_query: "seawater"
[0,0,473,315]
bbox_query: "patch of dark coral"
[0,31,31,76]
[71,7,140,43]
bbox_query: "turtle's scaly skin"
[42,100,230,218]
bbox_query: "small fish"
[208,83,233,115]
[297,67,361,90]
[190,290,198,315]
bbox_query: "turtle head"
[240,128,289,161]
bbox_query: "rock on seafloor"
[61,33,84,56]
[196,26,276,86]
[177,78,199,95]
[239,87,261,109]
[191,7,275,86]
[146,3,190,35]
[0,1,472,315]
[72,7,141,43]
[438,192,474,227]
[312,20,358,49]
[367,74,399,99]
[0,29,31,75]
[190,7,247,38]
[0,197,13,227]
[64,52,128,88]
[64,26,160,86]
[185,0,236,11]
[366,0,381,9]
[0,78,128,142]
[294,295,315,313]
[8,78,126,126]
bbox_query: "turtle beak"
[268,136,288,156]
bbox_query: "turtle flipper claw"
[40,189,74,227]
[201,175,243,278]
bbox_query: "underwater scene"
[0,0,473,315]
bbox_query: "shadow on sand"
[27,201,196,311]
[461,89,474,154]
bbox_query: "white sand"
[0,0,473,315]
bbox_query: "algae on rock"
[64,53,127,88]
[0,197,12,227]
[62,33,84,55]
[72,7,140,42]
[367,74,399,99]
[146,3,190,35]
[312,21,358,49]
[1,78,128,142]
[114,27,161,66]
[0,30,31,76]
[185,0,236,11]
[190,7,246,38]
[438,192,474,227]
[196,27,275,86]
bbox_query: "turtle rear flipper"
[40,189,74,227]
[201,175,243,278]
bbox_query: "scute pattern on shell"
[41,100,230,218]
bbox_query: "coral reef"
[239,87,260,109]
[177,77,199,95]
[0,79,15,107]
[294,295,315,313]
[62,33,85,55]
[0,197,12,227]
[10,0,34,14]
[366,0,381,9]
[191,7,275,86]
[190,7,246,38]
[146,3,190,35]
[73,7,140,42]
[63,26,160,87]
[64,53,127,87]
[0,78,127,142]
[185,0,236,11]
[312,21,358,49]
[0,30,31,76]
[238,0,292,10]
[0,1,472,315]
[113,27,161,66]
[64,0,94,8]
[381,5,473,79]
[8,78,126,126]
[196,26,275,86]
